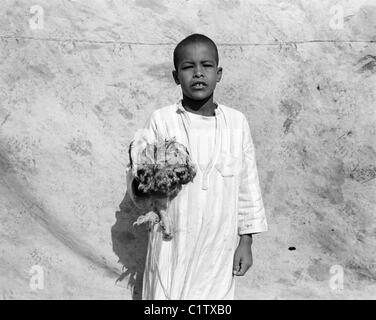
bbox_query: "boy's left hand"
[233,234,253,276]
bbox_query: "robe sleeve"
[237,114,268,235]
[126,111,159,209]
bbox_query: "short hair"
[173,33,219,70]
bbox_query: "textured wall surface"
[0,0,375,299]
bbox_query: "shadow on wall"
[111,190,149,300]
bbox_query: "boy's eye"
[180,65,213,71]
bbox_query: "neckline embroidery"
[176,100,222,190]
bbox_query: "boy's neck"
[181,94,217,116]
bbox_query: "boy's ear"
[172,70,180,85]
[216,66,223,83]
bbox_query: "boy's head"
[172,34,222,101]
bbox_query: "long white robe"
[126,99,268,300]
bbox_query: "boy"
[126,34,268,300]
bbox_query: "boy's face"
[172,42,222,101]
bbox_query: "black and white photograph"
[0,0,375,302]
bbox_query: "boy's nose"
[193,67,204,77]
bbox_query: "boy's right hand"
[132,179,148,197]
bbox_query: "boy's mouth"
[191,81,207,89]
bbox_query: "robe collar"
[175,99,224,190]
[175,99,222,117]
